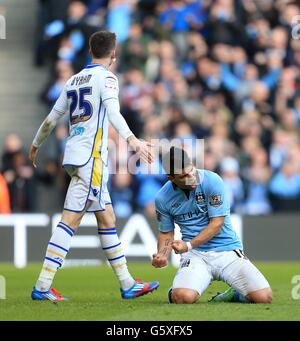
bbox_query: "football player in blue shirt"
[152,147,272,304]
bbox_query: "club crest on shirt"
[195,193,205,204]
[209,194,223,207]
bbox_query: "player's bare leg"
[95,204,159,298]
[95,204,116,228]
[247,288,272,303]
[169,288,199,304]
[60,208,89,231]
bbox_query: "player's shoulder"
[203,169,222,180]
[102,70,118,90]
[64,72,79,87]
[155,181,173,205]
[105,70,118,80]
[201,169,223,187]
[66,68,88,87]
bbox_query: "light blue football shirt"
[155,169,243,252]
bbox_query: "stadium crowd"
[1,0,300,216]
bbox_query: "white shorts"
[173,249,270,296]
[64,157,111,213]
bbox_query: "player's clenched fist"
[152,253,168,268]
[171,240,188,254]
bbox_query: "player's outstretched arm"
[127,135,154,164]
[103,97,154,164]
[29,109,62,168]
[152,231,174,268]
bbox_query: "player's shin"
[98,227,135,290]
[35,221,75,292]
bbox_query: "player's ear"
[111,50,116,63]
[89,49,93,57]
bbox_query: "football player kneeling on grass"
[152,147,272,304]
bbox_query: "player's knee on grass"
[247,287,272,304]
[172,288,199,304]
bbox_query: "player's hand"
[152,253,168,268]
[171,240,188,254]
[29,144,38,168]
[127,136,154,164]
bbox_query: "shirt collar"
[171,181,192,199]
[85,63,107,70]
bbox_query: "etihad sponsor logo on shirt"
[174,209,204,222]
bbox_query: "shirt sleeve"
[155,195,175,232]
[52,84,68,114]
[205,171,229,218]
[103,98,133,140]
[101,72,119,102]
[32,109,62,148]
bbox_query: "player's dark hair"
[162,147,192,176]
[89,31,116,59]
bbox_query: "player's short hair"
[89,30,116,59]
[162,147,192,176]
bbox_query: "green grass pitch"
[0,262,299,321]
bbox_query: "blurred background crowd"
[1,0,300,217]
